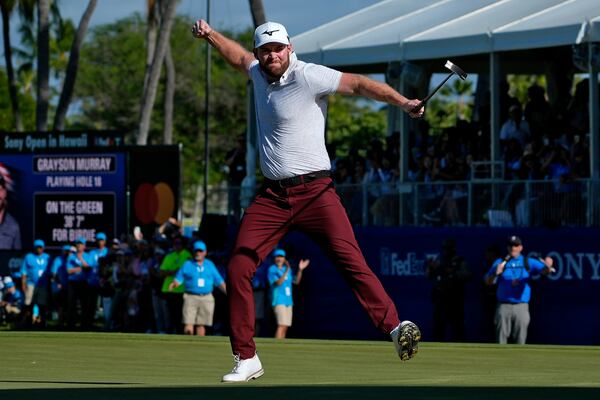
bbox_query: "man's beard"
[260,57,289,80]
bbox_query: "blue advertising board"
[0,152,126,251]
[282,227,600,345]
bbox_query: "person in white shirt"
[191,19,423,382]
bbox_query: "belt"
[186,292,211,296]
[265,170,331,189]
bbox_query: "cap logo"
[262,29,280,36]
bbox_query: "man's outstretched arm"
[337,73,424,118]
[192,19,255,74]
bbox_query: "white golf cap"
[254,21,290,48]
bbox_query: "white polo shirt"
[248,53,342,180]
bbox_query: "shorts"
[24,284,35,306]
[273,305,293,327]
[182,293,215,326]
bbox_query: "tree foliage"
[0,67,36,130]
[74,15,253,194]
[2,9,398,206]
[507,74,546,105]
[425,77,474,134]
[326,95,387,156]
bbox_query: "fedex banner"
[284,227,600,345]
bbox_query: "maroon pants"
[227,177,400,359]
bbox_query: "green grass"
[0,332,599,399]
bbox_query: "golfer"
[192,19,423,382]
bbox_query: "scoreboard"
[1,132,180,280]
[1,152,126,249]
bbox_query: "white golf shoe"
[390,320,421,361]
[222,353,264,382]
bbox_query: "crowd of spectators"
[0,221,226,334]
[327,80,593,227]
[0,221,310,337]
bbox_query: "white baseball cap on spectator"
[254,22,290,49]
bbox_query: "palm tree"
[142,0,159,96]
[439,78,473,123]
[1,0,23,131]
[53,0,97,130]
[137,0,177,145]
[163,41,175,144]
[248,0,266,27]
[36,0,50,131]
[142,0,174,144]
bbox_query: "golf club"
[412,60,468,114]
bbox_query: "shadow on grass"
[2,386,599,400]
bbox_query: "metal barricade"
[202,179,600,228]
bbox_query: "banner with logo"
[283,227,600,345]
[0,131,124,153]
[128,146,180,240]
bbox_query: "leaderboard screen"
[0,152,126,249]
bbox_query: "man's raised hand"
[299,259,310,270]
[192,19,212,39]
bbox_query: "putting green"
[0,332,598,399]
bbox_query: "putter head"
[445,60,467,80]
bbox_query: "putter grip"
[411,72,455,114]
[411,101,424,114]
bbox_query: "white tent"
[292,0,600,180]
[294,0,499,66]
[493,0,600,51]
[293,0,600,64]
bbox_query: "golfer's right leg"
[223,188,290,382]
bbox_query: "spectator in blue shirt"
[51,245,73,327]
[484,235,554,344]
[169,241,226,336]
[0,280,24,322]
[267,249,310,339]
[88,232,108,281]
[83,232,108,330]
[67,237,92,329]
[20,239,51,326]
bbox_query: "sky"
[5,0,383,51]
[2,0,469,102]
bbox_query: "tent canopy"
[292,0,600,67]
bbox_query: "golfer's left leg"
[294,179,400,334]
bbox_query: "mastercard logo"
[134,182,175,224]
